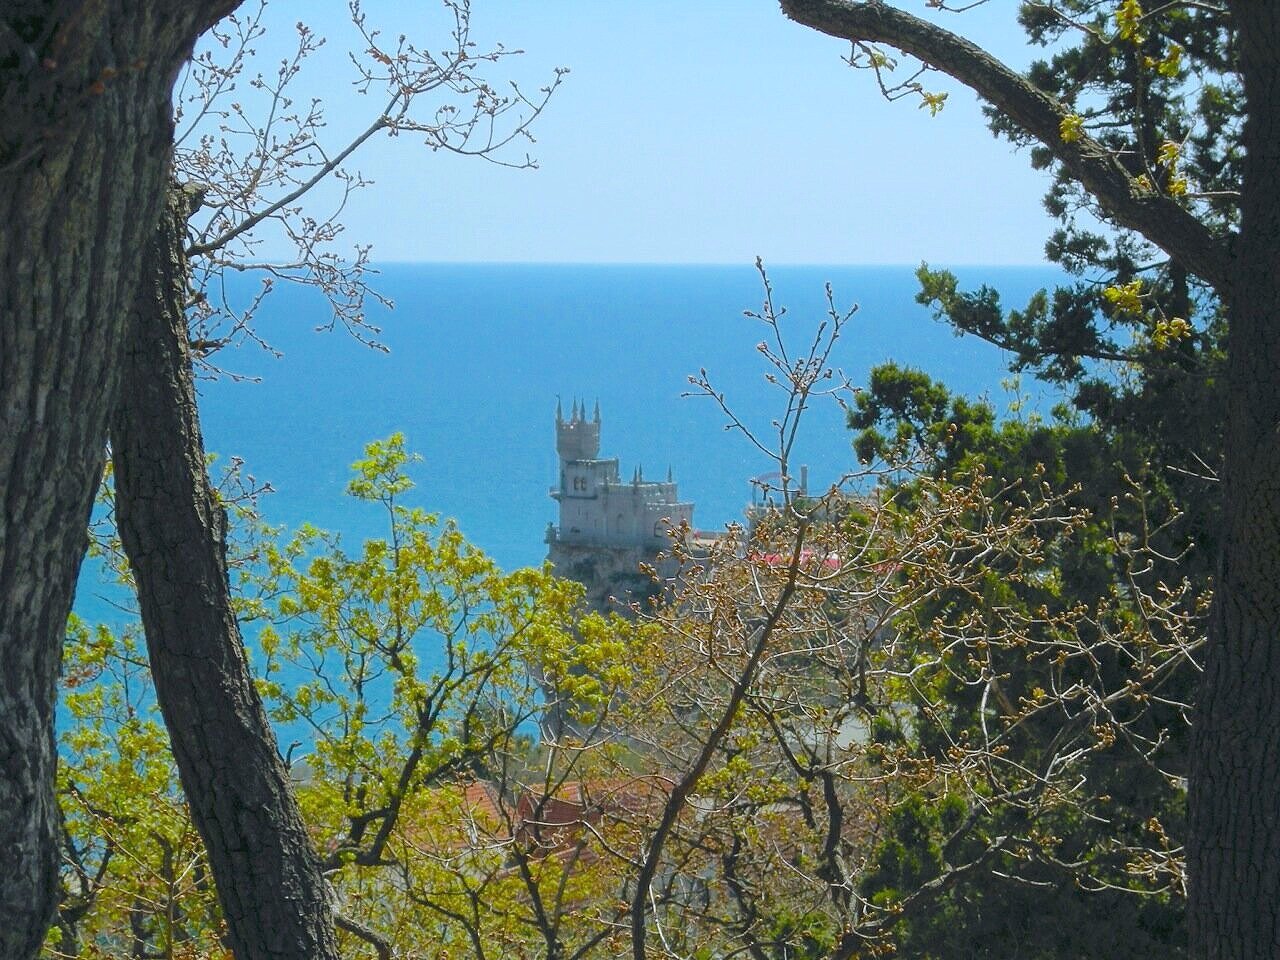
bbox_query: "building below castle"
[546,399,695,612]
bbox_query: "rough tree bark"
[110,185,341,960]
[777,1,1279,957]
[0,4,237,957]
[1190,6,1280,957]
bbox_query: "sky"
[195,1,1061,265]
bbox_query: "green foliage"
[849,361,994,467]
[866,792,1183,960]
[965,0,1234,446]
[838,6,1232,951]
[54,436,639,958]
[848,358,1196,955]
[56,618,226,959]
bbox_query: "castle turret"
[556,396,601,463]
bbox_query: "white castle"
[547,399,694,549]
[546,399,695,612]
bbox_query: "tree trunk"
[0,5,235,956]
[1190,6,1280,958]
[110,185,341,960]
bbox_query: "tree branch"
[335,911,393,960]
[185,103,393,258]
[630,518,810,960]
[777,0,1234,293]
[194,1,248,37]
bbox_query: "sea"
[75,262,1065,632]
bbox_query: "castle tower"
[555,396,601,463]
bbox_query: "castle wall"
[556,480,693,548]
[561,458,619,500]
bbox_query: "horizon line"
[348,259,1057,269]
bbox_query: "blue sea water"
[76,262,1064,630]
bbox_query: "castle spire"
[572,397,580,421]
[667,465,673,483]
[556,395,563,424]
[593,399,601,423]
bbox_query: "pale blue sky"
[214,2,1059,265]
